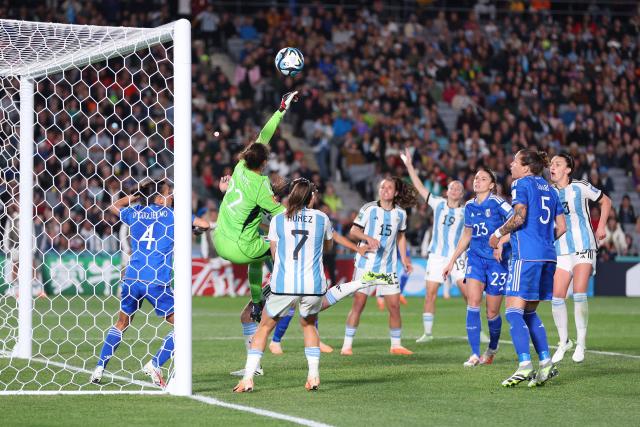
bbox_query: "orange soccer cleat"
[390,346,414,355]
[399,295,408,305]
[305,377,320,391]
[340,347,353,356]
[233,378,254,393]
[376,297,385,311]
[319,342,334,353]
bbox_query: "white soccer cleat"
[572,344,585,363]
[90,366,104,384]
[143,360,166,388]
[230,366,264,377]
[463,354,480,367]
[552,339,573,363]
[415,334,434,343]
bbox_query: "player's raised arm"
[109,194,139,216]
[399,148,431,202]
[254,91,299,145]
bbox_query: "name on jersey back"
[131,210,169,220]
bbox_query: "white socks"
[342,326,357,350]
[552,294,588,347]
[305,347,320,378]
[574,293,588,347]
[423,313,434,335]
[243,350,263,380]
[325,281,368,306]
[390,328,402,347]
[551,297,568,344]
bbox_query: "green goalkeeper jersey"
[216,110,286,242]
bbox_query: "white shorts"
[557,250,597,276]
[265,293,323,319]
[355,268,400,296]
[425,253,465,284]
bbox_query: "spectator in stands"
[618,195,637,229]
[602,216,628,257]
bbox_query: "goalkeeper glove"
[278,91,299,112]
[249,300,265,323]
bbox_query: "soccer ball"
[274,47,304,77]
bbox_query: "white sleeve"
[399,209,407,232]
[427,195,444,210]
[268,216,279,242]
[354,205,370,228]
[324,214,333,241]
[579,181,603,202]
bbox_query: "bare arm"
[554,213,567,240]
[399,148,431,202]
[349,225,380,250]
[397,231,412,273]
[109,194,139,216]
[323,238,334,252]
[489,204,526,248]
[595,194,612,241]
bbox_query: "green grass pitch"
[2,296,639,426]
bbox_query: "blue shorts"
[120,280,174,317]
[506,260,555,301]
[465,256,507,296]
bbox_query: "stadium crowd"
[1,1,640,262]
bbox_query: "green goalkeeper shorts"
[213,230,271,265]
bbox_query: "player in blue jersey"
[340,177,417,356]
[444,167,512,367]
[400,149,467,343]
[233,179,393,393]
[90,180,212,387]
[489,150,566,387]
[549,153,611,363]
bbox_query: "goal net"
[0,19,192,395]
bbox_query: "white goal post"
[0,18,192,396]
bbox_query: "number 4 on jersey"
[140,224,156,250]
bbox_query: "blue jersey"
[464,195,513,260]
[510,176,562,262]
[120,204,176,285]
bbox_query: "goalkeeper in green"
[213,91,297,373]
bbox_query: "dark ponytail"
[517,149,549,176]
[135,179,168,206]
[286,178,316,218]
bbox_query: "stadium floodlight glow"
[0,18,192,396]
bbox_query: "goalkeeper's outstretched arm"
[255,91,299,145]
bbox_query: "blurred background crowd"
[1,0,639,264]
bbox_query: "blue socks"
[466,306,481,356]
[487,315,502,351]
[273,307,295,343]
[152,330,175,368]
[97,326,123,368]
[506,308,531,363]
[523,310,550,361]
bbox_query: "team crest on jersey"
[485,209,491,217]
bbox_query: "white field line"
[188,394,334,427]
[0,355,334,426]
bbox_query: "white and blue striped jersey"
[353,201,407,274]
[554,179,602,255]
[268,208,333,296]
[427,195,465,258]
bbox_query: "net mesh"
[0,19,177,392]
